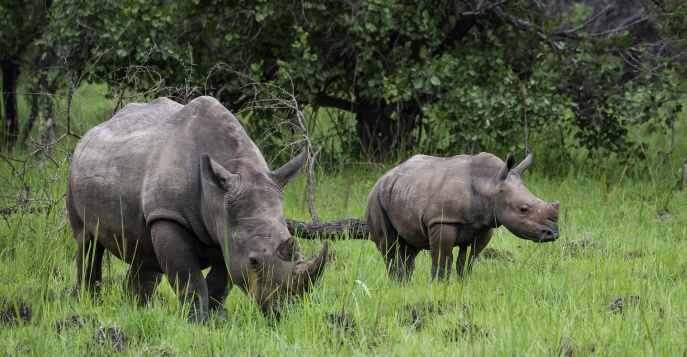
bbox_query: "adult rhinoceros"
[366,152,559,282]
[66,96,327,322]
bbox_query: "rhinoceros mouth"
[531,228,559,243]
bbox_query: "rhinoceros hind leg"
[76,231,106,294]
[366,194,417,282]
[389,241,419,283]
[150,220,209,323]
[428,224,458,281]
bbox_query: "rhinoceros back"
[68,96,264,246]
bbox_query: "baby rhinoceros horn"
[292,241,329,291]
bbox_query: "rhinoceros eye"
[519,204,531,216]
[249,257,261,272]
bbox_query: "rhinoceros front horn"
[513,151,533,176]
[291,241,328,291]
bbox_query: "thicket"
[1,0,687,174]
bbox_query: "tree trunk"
[354,98,420,161]
[1,58,20,150]
[21,50,54,146]
[355,99,392,161]
[286,218,369,240]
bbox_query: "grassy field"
[1,89,687,355]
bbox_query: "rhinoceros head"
[246,238,328,316]
[200,151,328,315]
[492,152,560,243]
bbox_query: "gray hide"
[66,96,328,322]
[366,152,559,281]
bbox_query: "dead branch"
[492,7,565,54]
[287,218,369,240]
[553,5,613,38]
[305,141,324,224]
[461,0,510,16]
[228,69,324,224]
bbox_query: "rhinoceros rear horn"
[271,150,306,186]
[495,153,516,182]
[513,151,533,176]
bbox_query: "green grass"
[2,86,687,355]
[2,164,687,355]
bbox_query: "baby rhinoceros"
[366,152,559,281]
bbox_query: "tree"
[47,0,687,162]
[0,0,53,150]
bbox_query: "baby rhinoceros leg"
[150,220,209,323]
[76,232,106,294]
[367,196,419,282]
[385,238,420,282]
[428,224,458,281]
[456,228,494,277]
[373,229,417,282]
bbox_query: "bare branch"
[214,68,325,224]
[588,13,655,38]
[287,218,368,240]
[493,7,565,54]
[553,4,613,38]
[462,0,510,17]
[306,141,324,224]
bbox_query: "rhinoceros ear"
[276,237,296,261]
[513,151,533,176]
[271,150,306,186]
[495,153,516,183]
[205,154,241,192]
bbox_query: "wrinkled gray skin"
[66,96,328,322]
[366,152,559,281]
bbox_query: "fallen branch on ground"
[286,218,369,240]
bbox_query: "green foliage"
[41,0,194,105]
[6,0,687,167]
[0,0,51,59]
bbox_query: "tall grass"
[1,87,687,355]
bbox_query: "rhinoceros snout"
[535,227,559,242]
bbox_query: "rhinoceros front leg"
[150,220,209,323]
[456,228,494,277]
[428,224,458,281]
[126,263,162,306]
[205,261,230,319]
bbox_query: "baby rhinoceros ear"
[204,154,241,192]
[271,150,306,187]
[495,153,516,183]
